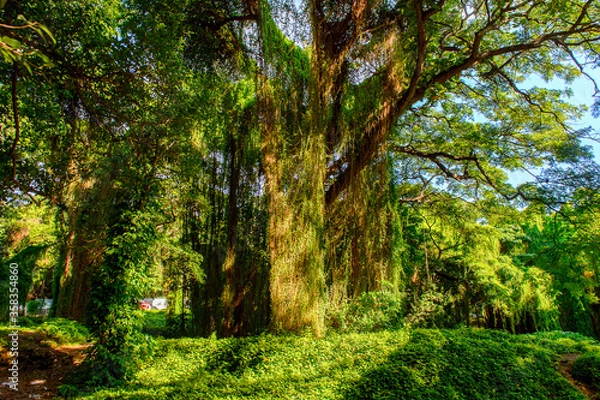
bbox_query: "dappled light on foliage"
[1,0,600,395]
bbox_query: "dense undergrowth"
[68,327,600,400]
[5,317,600,399]
[0,317,90,346]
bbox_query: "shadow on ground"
[0,330,89,400]
[342,330,588,400]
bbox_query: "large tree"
[226,0,600,334]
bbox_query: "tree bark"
[222,125,243,336]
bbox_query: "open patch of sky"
[507,69,599,186]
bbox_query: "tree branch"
[9,61,20,184]
[326,9,600,204]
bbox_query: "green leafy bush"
[38,318,90,345]
[26,299,43,315]
[572,352,600,389]
[405,283,455,328]
[328,290,405,333]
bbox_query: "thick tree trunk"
[264,158,326,333]
[261,86,326,334]
[55,238,96,322]
[53,176,112,323]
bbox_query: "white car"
[151,298,168,310]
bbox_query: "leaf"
[1,36,23,49]
[33,50,53,66]
[35,24,56,44]
[21,59,33,75]
[0,49,17,63]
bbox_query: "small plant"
[58,383,80,399]
[572,352,600,389]
[26,299,43,315]
[38,318,90,345]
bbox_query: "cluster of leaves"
[326,287,406,333]
[0,0,55,71]
[38,317,90,345]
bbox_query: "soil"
[0,330,90,400]
[558,353,598,400]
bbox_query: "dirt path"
[558,353,598,400]
[0,330,90,399]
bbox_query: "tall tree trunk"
[53,174,112,323]
[191,156,225,336]
[261,79,326,334]
[222,126,243,336]
[263,143,326,335]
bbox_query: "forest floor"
[1,323,600,400]
[558,353,598,399]
[0,329,90,399]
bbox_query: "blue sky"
[508,70,599,185]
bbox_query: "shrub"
[26,299,43,315]
[572,352,600,389]
[327,290,405,333]
[38,318,90,345]
[405,284,456,328]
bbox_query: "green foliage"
[0,316,89,346]
[141,310,171,337]
[572,352,600,390]
[518,202,600,336]
[0,7,55,71]
[26,298,43,314]
[406,283,456,328]
[2,0,600,368]
[0,202,57,320]
[346,329,586,400]
[328,289,405,333]
[72,328,600,400]
[399,200,562,332]
[38,318,90,345]
[86,209,162,384]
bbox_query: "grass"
[69,328,600,400]
[0,317,90,346]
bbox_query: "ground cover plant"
[70,328,600,400]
